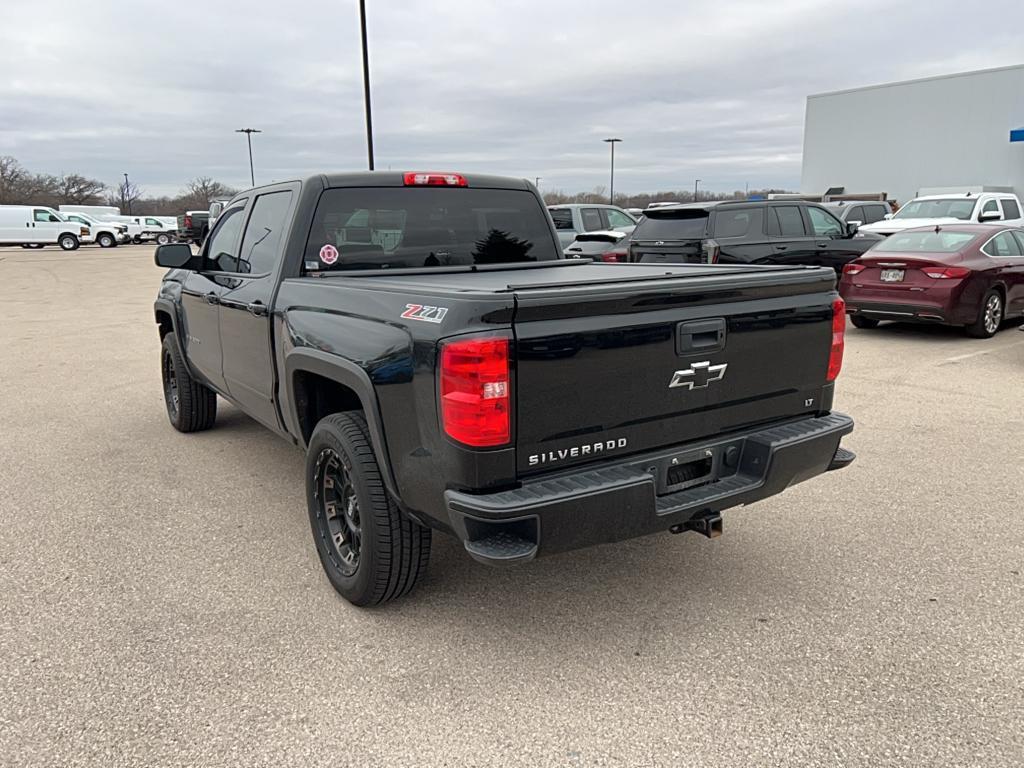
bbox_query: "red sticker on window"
[319,244,339,265]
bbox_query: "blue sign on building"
[1011,128,1024,143]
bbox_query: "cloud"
[0,0,1020,197]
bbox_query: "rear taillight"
[602,250,626,263]
[404,171,468,187]
[842,263,866,276]
[702,238,720,264]
[440,336,510,447]
[184,215,192,228]
[921,266,970,279]
[827,297,845,382]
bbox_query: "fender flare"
[284,347,399,499]
[153,297,196,378]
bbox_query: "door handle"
[816,242,829,248]
[204,292,220,305]
[247,301,267,317]
[774,245,788,251]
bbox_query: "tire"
[306,412,431,606]
[133,235,142,244]
[97,233,115,248]
[59,234,79,251]
[156,233,171,245]
[160,334,217,432]
[850,315,879,329]
[966,289,1003,338]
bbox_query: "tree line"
[542,185,795,208]
[0,156,237,216]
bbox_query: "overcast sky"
[1,0,1020,197]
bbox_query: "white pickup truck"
[860,190,1023,236]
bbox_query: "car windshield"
[633,210,710,239]
[872,230,978,253]
[305,187,559,271]
[894,199,976,220]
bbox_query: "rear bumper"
[445,412,854,565]
[846,301,954,324]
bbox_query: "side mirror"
[846,221,861,236]
[209,201,224,221]
[883,213,894,220]
[154,243,195,269]
[978,210,1002,222]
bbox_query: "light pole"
[236,128,262,187]
[603,138,621,205]
[359,0,375,170]
[534,177,541,188]
[694,179,701,201]
[123,173,131,215]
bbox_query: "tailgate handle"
[676,318,726,355]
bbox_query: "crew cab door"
[218,187,296,430]
[178,202,247,392]
[805,205,861,271]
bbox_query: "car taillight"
[403,171,468,187]
[440,336,510,447]
[827,297,845,382]
[842,263,866,275]
[184,215,192,228]
[921,266,970,279]
[702,238,720,264]
[602,250,626,263]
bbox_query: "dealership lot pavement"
[1,244,1022,767]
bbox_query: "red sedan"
[839,224,1024,338]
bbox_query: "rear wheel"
[966,289,1003,338]
[850,315,879,329]
[160,334,217,431]
[306,412,431,606]
[59,234,79,251]
[132,235,142,244]
[97,233,115,248]
[156,233,171,245]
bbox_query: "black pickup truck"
[153,171,855,606]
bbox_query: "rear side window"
[235,191,293,275]
[713,208,759,238]
[1002,199,1021,220]
[983,231,1023,257]
[771,206,807,237]
[580,208,604,231]
[548,208,575,230]
[605,209,635,228]
[875,230,978,253]
[306,187,558,271]
[633,210,709,239]
[862,205,886,224]
[807,206,843,237]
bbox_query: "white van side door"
[31,208,63,244]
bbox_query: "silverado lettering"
[153,170,855,607]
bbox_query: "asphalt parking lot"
[1,243,1022,767]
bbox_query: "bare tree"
[107,177,143,214]
[178,177,236,211]
[58,173,107,205]
[0,155,28,204]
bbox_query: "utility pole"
[235,128,262,187]
[359,0,375,170]
[603,138,622,205]
[694,179,701,201]
[123,173,131,215]
[534,177,541,188]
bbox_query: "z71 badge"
[401,304,448,323]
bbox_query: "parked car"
[130,216,177,245]
[840,224,1024,337]
[563,230,630,262]
[547,204,637,248]
[62,212,130,248]
[0,205,89,250]
[176,210,211,244]
[628,200,882,271]
[859,192,1023,237]
[153,170,854,605]
[820,200,890,227]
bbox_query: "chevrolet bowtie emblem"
[669,361,728,390]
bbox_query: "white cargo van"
[59,204,121,218]
[0,205,89,250]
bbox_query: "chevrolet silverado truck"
[153,171,855,606]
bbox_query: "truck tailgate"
[512,265,837,475]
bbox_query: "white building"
[800,64,1024,205]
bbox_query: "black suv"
[628,200,882,271]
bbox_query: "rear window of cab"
[305,188,559,271]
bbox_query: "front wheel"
[97,233,115,248]
[132,235,142,244]
[306,412,431,606]
[966,289,1003,338]
[156,233,171,245]
[160,334,217,431]
[850,315,879,329]
[59,234,79,251]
